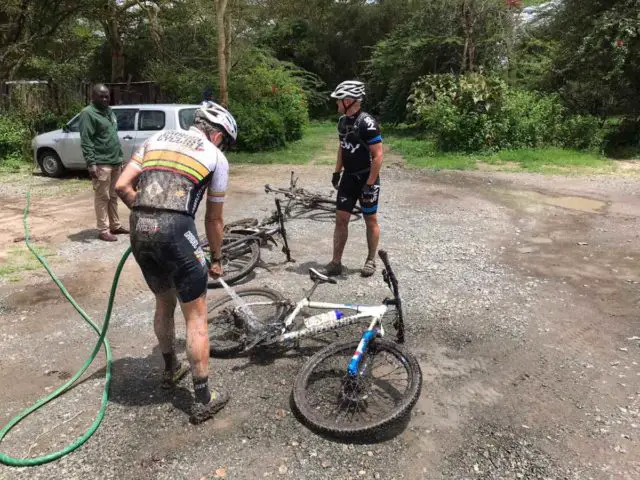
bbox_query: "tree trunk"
[462,37,469,73]
[460,0,478,73]
[216,0,229,106]
[468,24,476,72]
[111,42,125,83]
[461,1,470,73]
[224,4,231,76]
[102,13,126,83]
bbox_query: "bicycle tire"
[224,218,259,232]
[207,287,288,356]
[292,338,422,438]
[311,200,363,216]
[265,185,294,196]
[200,233,261,287]
[300,193,363,215]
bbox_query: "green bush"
[408,73,606,152]
[602,117,640,158]
[500,90,566,148]
[230,103,286,151]
[0,101,85,171]
[408,74,509,151]
[228,63,308,150]
[27,102,84,134]
[149,54,309,152]
[0,115,29,169]
[560,115,607,151]
[147,64,215,104]
[0,115,27,157]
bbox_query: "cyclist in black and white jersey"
[115,101,236,424]
[326,80,384,277]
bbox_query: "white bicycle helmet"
[197,101,238,142]
[330,80,366,100]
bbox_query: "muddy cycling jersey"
[129,127,229,217]
[337,111,382,173]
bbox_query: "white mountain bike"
[207,250,422,437]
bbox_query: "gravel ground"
[1,164,639,479]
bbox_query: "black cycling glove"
[361,183,379,202]
[332,171,342,189]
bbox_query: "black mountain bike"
[265,171,362,216]
[199,199,294,287]
[207,250,422,438]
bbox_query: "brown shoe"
[110,226,130,234]
[324,261,343,276]
[99,231,118,242]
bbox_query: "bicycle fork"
[275,199,294,262]
[347,328,380,377]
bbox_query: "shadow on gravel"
[227,341,332,372]
[86,346,193,417]
[289,393,412,444]
[68,229,101,243]
[285,260,360,279]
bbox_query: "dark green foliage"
[0,115,27,164]
[408,73,606,152]
[545,0,640,117]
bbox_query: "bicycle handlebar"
[378,250,405,343]
[378,249,394,277]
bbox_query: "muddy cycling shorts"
[130,209,208,303]
[336,170,380,215]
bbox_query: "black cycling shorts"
[336,171,380,215]
[130,209,208,303]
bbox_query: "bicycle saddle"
[309,268,337,284]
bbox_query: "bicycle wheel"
[302,193,363,215]
[200,233,261,287]
[292,338,422,438]
[224,218,259,232]
[208,287,288,356]
[264,185,294,196]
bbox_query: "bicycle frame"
[222,199,294,262]
[265,170,362,217]
[277,298,388,344]
[219,250,403,378]
[234,294,391,380]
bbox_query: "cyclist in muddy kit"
[115,101,237,424]
[325,80,384,278]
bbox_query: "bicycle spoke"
[299,342,416,430]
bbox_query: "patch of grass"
[484,148,613,173]
[386,133,616,173]
[0,244,55,282]
[386,135,476,170]
[0,154,32,174]
[227,121,335,164]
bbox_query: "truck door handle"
[123,135,133,140]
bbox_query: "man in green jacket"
[79,84,129,241]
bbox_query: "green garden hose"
[0,192,131,467]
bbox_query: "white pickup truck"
[31,103,201,177]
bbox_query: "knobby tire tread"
[208,287,287,357]
[200,233,261,287]
[292,339,422,438]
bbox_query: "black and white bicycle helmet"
[330,80,366,100]
[196,101,238,143]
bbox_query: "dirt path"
[1,161,639,479]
